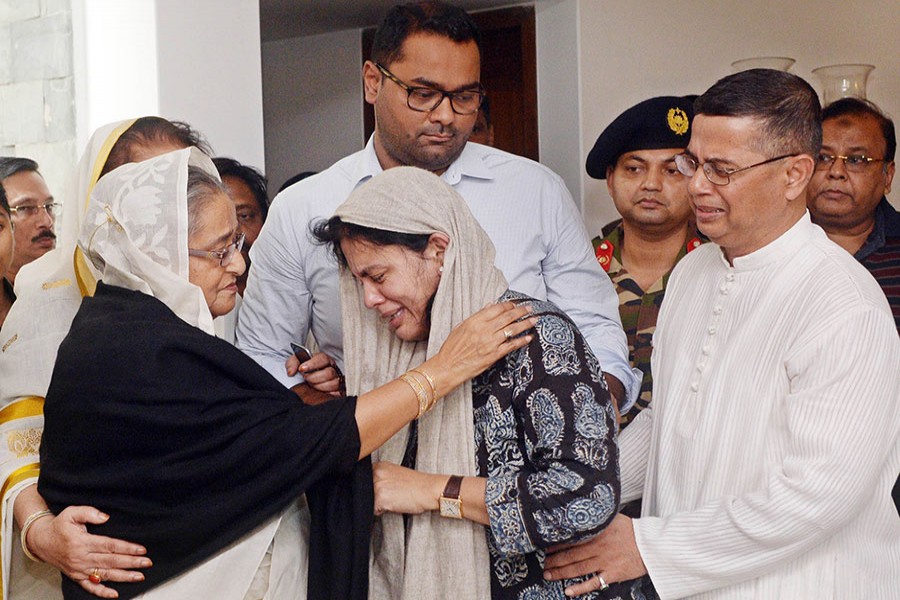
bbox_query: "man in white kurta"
[543,70,899,599]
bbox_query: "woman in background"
[0,184,14,327]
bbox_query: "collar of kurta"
[724,211,817,272]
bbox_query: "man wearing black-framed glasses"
[544,69,899,599]
[0,157,57,286]
[807,97,898,332]
[238,1,635,416]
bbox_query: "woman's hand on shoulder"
[429,301,536,394]
[373,462,444,516]
[27,506,151,598]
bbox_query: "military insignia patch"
[667,107,689,135]
[595,240,613,272]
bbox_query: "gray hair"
[694,69,822,157]
[0,157,40,182]
[186,166,228,238]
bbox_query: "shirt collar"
[440,142,494,185]
[354,136,495,188]
[350,137,387,188]
[724,211,816,272]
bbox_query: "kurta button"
[713,306,723,315]
[702,346,710,355]
[690,382,699,392]
[726,273,735,282]
[708,326,716,334]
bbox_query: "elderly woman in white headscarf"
[312,166,620,600]
[36,148,532,600]
[0,118,209,600]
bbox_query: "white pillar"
[72,0,265,169]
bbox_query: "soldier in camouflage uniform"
[586,96,704,429]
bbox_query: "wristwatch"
[439,475,464,519]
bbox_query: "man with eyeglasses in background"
[542,69,899,599]
[806,97,899,516]
[807,98,898,329]
[0,158,58,286]
[238,1,635,410]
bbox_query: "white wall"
[577,0,900,236]
[155,0,265,168]
[261,29,364,195]
[73,0,265,171]
[73,0,158,151]
[535,0,582,207]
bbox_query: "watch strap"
[441,475,463,500]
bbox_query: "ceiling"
[259,0,524,41]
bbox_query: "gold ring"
[88,568,102,584]
[503,329,513,342]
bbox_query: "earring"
[439,265,444,274]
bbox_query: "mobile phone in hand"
[290,342,312,364]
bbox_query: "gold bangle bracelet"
[20,509,53,562]
[410,367,437,399]
[400,372,431,418]
[410,372,433,417]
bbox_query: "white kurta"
[620,213,900,599]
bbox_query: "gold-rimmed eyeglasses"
[188,232,245,267]
[9,202,62,220]
[375,63,485,115]
[815,153,887,173]
[675,153,798,186]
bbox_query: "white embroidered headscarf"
[337,166,507,600]
[0,119,136,403]
[80,147,219,334]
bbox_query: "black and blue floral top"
[474,291,620,599]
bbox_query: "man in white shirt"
[544,69,899,599]
[237,1,635,406]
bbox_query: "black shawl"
[39,283,372,600]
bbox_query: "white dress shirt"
[620,213,900,599]
[236,140,636,401]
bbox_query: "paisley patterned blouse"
[474,291,621,599]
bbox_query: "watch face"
[440,497,463,519]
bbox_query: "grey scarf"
[337,166,507,600]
